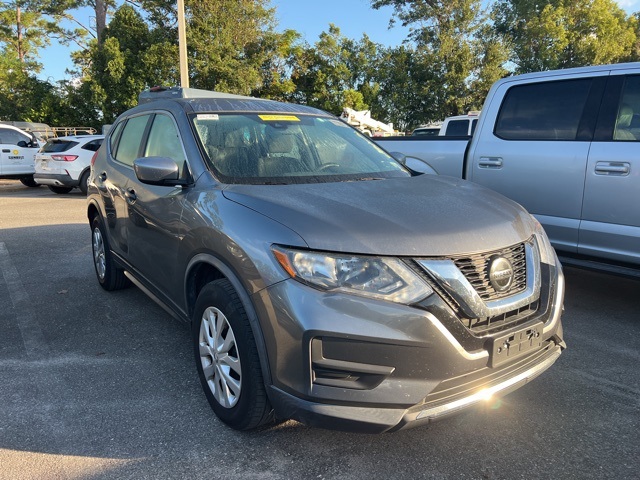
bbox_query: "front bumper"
[34,173,79,187]
[268,343,562,433]
[252,263,565,432]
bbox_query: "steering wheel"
[317,163,341,172]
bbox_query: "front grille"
[459,300,539,333]
[453,242,527,301]
[413,239,540,335]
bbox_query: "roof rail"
[138,86,254,104]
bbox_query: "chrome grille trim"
[417,239,541,320]
[453,243,527,301]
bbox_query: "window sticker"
[258,114,300,122]
[197,114,219,121]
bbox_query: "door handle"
[2,149,10,153]
[594,162,630,176]
[125,188,137,203]
[478,157,503,168]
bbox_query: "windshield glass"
[191,113,409,184]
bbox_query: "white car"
[0,124,41,186]
[34,135,104,194]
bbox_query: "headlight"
[272,246,433,304]
[532,217,556,266]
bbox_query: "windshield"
[191,113,409,184]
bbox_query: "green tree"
[289,25,383,115]
[186,0,277,93]
[251,29,302,100]
[372,0,504,122]
[493,0,638,72]
[370,45,424,131]
[74,4,178,123]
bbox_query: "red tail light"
[90,151,98,167]
[51,155,78,162]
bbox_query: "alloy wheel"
[199,306,242,408]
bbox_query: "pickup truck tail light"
[51,155,78,162]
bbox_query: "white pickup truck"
[0,124,41,187]
[376,62,640,277]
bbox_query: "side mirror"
[390,152,437,175]
[134,156,184,186]
[17,140,28,148]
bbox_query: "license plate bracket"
[489,323,543,367]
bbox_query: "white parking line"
[0,242,50,358]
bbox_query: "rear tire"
[193,279,273,430]
[20,176,39,187]
[91,215,129,291]
[79,170,90,195]
[48,185,73,194]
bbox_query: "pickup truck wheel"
[79,171,90,195]
[192,279,273,430]
[91,216,129,291]
[20,176,39,187]
[48,185,73,194]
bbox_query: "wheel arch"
[87,200,101,224]
[185,253,273,385]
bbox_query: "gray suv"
[87,88,565,432]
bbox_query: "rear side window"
[495,79,592,141]
[445,120,469,136]
[109,122,124,152]
[42,140,79,153]
[114,115,151,166]
[81,139,103,152]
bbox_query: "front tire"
[91,216,129,291]
[48,185,73,194]
[193,279,273,430]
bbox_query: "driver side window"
[0,127,30,145]
[144,114,187,175]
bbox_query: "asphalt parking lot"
[0,180,638,480]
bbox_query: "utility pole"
[177,0,189,88]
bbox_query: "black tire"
[192,279,273,430]
[79,170,90,195]
[48,185,73,194]
[20,176,39,188]
[90,215,129,291]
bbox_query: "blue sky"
[38,0,640,82]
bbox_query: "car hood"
[222,175,536,256]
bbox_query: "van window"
[495,79,592,141]
[614,75,640,141]
[445,120,470,136]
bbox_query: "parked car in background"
[87,86,565,433]
[438,112,480,136]
[411,125,441,136]
[376,62,640,277]
[0,121,54,145]
[35,135,104,194]
[0,124,41,187]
